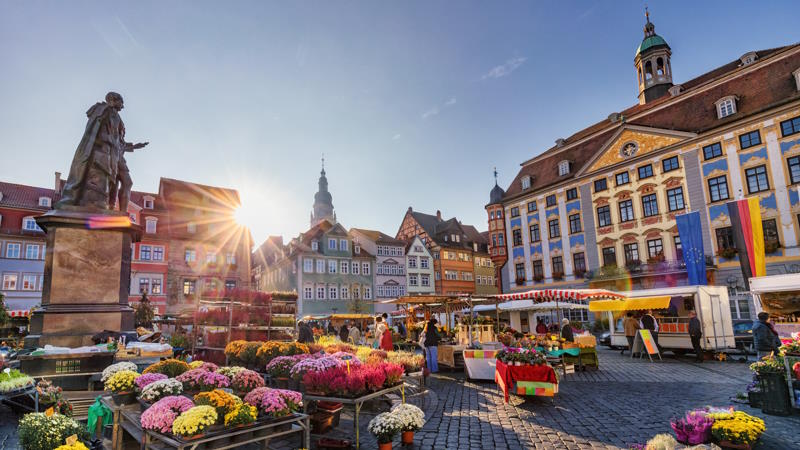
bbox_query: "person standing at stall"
[560,318,574,342]
[688,311,703,363]
[535,318,548,334]
[339,322,349,342]
[622,312,639,356]
[348,323,362,345]
[640,310,660,350]
[753,312,782,360]
[423,317,441,373]
[297,321,313,344]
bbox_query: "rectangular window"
[716,227,735,250]
[569,214,581,234]
[341,260,349,274]
[22,274,37,291]
[788,156,800,184]
[781,116,800,137]
[153,246,164,261]
[362,262,370,275]
[739,130,761,149]
[184,249,196,263]
[674,236,683,260]
[304,286,313,300]
[532,260,544,279]
[303,259,313,273]
[145,219,157,234]
[329,286,338,300]
[25,244,39,260]
[352,262,360,275]
[316,286,326,300]
[647,238,663,259]
[529,224,540,242]
[623,243,640,264]
[512,229,522,246]
[641,194,658,217]
[364,287,372,300]
[205,251,217,265]
[445,270,458,281]
[618,200,634,222]
[139,278,150,294]
[226,253,236,265]
[602,247,617,267]
[597,205,612,227]
[762,218,779,246]
[3,274,18,290]
[420,258,429,269]
[566,188,578,200]
[515,263,525,282]
[5,243,20,259]
[463,271,473,281]
[594,178,607,192]
[615,172,630,186]
[546,195,556,207]
[638,164,654,179]
[707,176,729,202]
[182,279,196,295]
[510,207,519,217]
[328,260,337,273]
[666,187,686,211]
[745,165,770,193]
[140,245,151,261]
[409,274,418,286]
[151,278,162,294]
[548,219,560,239]
[662,156,679,172]
[328,238,336,250]
[703,142,723,160]
[552,256,564,275]
[225,280,236,291]
[421,274,430,286]
[408,256,417,268]
[527,202,537,213]
[339,239,348,251]
[341,286,349,299]
[573,253,586,274]
[316,259,325,273]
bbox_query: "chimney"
[54,171,62,191]
[407,206,412,213]
[436,210,442,221]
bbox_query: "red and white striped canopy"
[492,288,625,302]
[8,310,31,318]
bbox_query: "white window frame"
[521,176,531,190]
[316,285,326,300]
[363,287,372,300]
[140,245,152,261]
[152,246,164,261]
[352,262,360,275]
[715,96,738,119]
[421,274,430,286]
[558,160,570,176]
[328,238,337,250]
[311,241,319,251]
[145,217,157,234]
[409,274,418,286]
[341,286,349,299]
[340,260,349,274]
[303,258,313,273]
[408,256,417,268]
[6,243,21,259]
[38,197,51,207]
[24,244,39,260]
[329,285,338,300]
[187,222,196,233]
[794,68,800,92]
[22,217,41,232]
[3,273,18,290]
[22,274,37,291]
[316,259,325,273]
[303,286,313,300]
[143,196,154,209]
[185,249,196,263]
[362,262,370,275]
[328,260,337,273]
[151,278,162,294]
[339,239,348,251]
[420,257,429,269]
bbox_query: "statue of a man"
[56,92,148,212]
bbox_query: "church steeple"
[311,155,336,227]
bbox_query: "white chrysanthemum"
[102,362,138,382]
[391,403,425,431]
[140,378,183,402]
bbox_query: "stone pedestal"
[25,210,141,348]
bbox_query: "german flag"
[726,197,766,286]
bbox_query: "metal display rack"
[0,384,39,412]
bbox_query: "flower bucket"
[718,441,753,450]
[401,430,414,444]
[760,372,791,416]
[112,391,136,406]
[747,391,763,408]
[378,442,393,450]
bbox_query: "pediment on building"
[579,125,695,175]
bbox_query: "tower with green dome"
[635,9,673,104]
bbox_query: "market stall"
[494,348,558,403]
[749,273,800,338]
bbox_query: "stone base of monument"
[25,210,140,348]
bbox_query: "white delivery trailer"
[606,286,735,352]
[749,273,800,338]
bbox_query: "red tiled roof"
[504,45,800,200]
[0,181,59,211]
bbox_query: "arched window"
[656,57,664,76]
[644,61,653,80]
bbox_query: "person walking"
[348,324,362,345]
[374,316,388,348]
[640,309,660,349]
[423,317,441,373]
[688,311,703,363]
[397,320,407,340]
[622,312,640,355]
[560,318,574,342]
[753,312,782,360]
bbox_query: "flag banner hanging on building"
[675,211,707,285]
[726,197,766,287]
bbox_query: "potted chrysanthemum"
[368,412,403,450]
[391,403,425,444]
[105,370,140,405]
[172,405,218,440]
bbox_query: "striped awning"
[493,288,625,302]
[8,310,31,318]
[588,296,672,312]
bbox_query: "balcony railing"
[586,256,715,281]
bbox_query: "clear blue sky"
[1,1,798,246]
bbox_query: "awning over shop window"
[8,310,31,318]
[588,296,672,312]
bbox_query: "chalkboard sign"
[631,329,661,362]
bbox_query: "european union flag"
[676,211,707,285]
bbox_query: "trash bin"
[760,372,791,416]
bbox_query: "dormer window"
[715,96,738,119]
[521,176,531,190]
[793,68,800,92]
[145,217,157,234]
[557,160,570,176]
[355,245,361,254]
[668,85,683,97]
[143,196,154,209]
[38,197,51,207]
[740,51,758,66]
[311,240,319,251]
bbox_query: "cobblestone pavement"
[1,348,798,450]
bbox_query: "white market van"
[606,286,735,352]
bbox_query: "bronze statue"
[56,92,148,212]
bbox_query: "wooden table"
[302,384,405,449]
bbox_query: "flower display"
[140,396,194,433]
[329,351,362,365]
[176,368,231,392]
[135,373,168,391]
[241,387,301,416]
[0,368,34,393]
[54,443,90,450]
[496,347,546,365]
[383,363,405,386]
[391,403,425,431]
[670,410,714,445]
[35,379,62,404]
[101,362,138,383]
[215,366,246,379]
[189,361,219,372]
[289,355,342,380]
[750,354,785,375]
[140,378,183,403]
[143,359,191,377]
[386,351,425,373]
[172,405,218,437]
[273,389,302,411]
[194,389,242,421]
[779,335,800,355]
[265,356,297,378]
[224,403,258,426]
[244,387,271,408]
[368,411,403,444]
[18,412,89,450]
[708,410,765,445]
[104,370,140,393]
[231,369,265,393]
[260,389,291,417]
[302,362,403,397]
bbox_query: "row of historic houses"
[486,15,800,321]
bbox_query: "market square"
[2,2,800,449]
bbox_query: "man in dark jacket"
[753,312,782,359]
[297,321,313,344]
[640,310,660,350]
[688,311,703,363]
